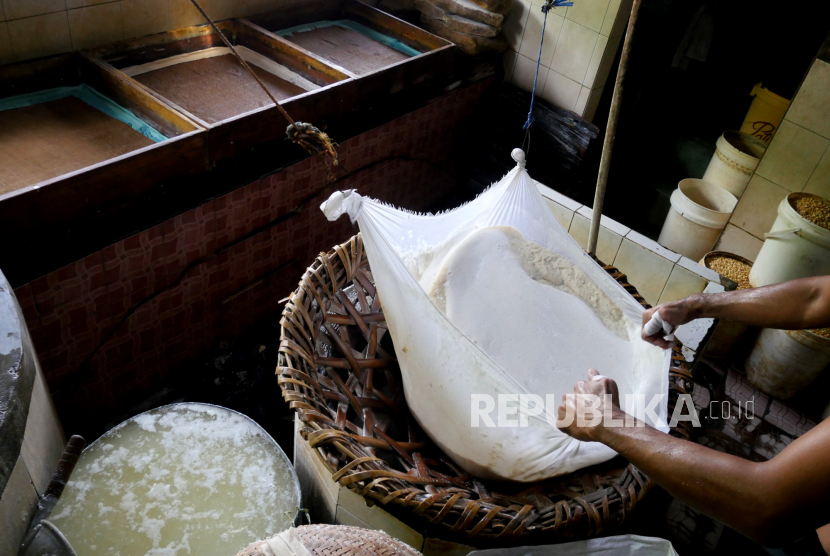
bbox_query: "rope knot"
[286,122,339,165]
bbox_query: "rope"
[523,0,574,132]
[187,0,340,178]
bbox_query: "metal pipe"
[586,0,643,258]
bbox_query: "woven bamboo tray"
[278,234,695,544]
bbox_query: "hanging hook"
[542,0,573,12]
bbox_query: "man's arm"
[558,370,830,546]
[643,275,830,347]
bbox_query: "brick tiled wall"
[13,80,492,420]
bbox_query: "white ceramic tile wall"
[337,485,424,550]
[613,237,675,305]
[550,18,597,83]
[422,538,476,556]
[533,178,719,306]
[785,59,830,140]
[505,0,627,119]
[755,119,829,191]
[293,416,338,523]
[569,211,623,263]
[658,264,707,305]
[20,368,66,496]
[517,3,562,64]
[68,2,123,50]
[0,456,39,556]
[600,0,632,37]
[0,358,66,556]
[540,66,581,111]
[804,146,830,198]
[582,86,604,121]
[565,0,610,33]
[729,175,788,240]
[714,223,764,261]
[718,58,830,262]
[0,0,303,63]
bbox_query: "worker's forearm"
[591,411,779,543]
[682,277,830,329]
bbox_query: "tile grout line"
[577,32,600,90]
[800,142,830,192]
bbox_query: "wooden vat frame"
[86,18,352,165]
[0,53,208,240]
[0,1,455,279]
[247,0,454,113]
[88,1,454,166]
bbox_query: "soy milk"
[50,403,299,556]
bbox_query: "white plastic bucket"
[749,192,830,287]
[702,131,767,199]
[658,179,738,261]
[745,328,830,399]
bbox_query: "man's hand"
[641,297,699,348]
[557,369,622,442]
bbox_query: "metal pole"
[586,0,643,257]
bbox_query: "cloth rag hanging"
[672,5,714,70]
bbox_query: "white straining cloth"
[321,149,670,482]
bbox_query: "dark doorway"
[593,0,830,238]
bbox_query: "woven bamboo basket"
[278,234,695,545]
[237,525,421,556]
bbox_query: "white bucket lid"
[671,179,738,229]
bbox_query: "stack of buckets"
[658,83,790,261]
[744,192,830,400]
[658,131,767,260]
[658,84,830,403]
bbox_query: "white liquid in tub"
[50,403,299,556]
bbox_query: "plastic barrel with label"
[739,83,791,143]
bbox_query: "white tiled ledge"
[534,179,723,306]
[0,366,66,556]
